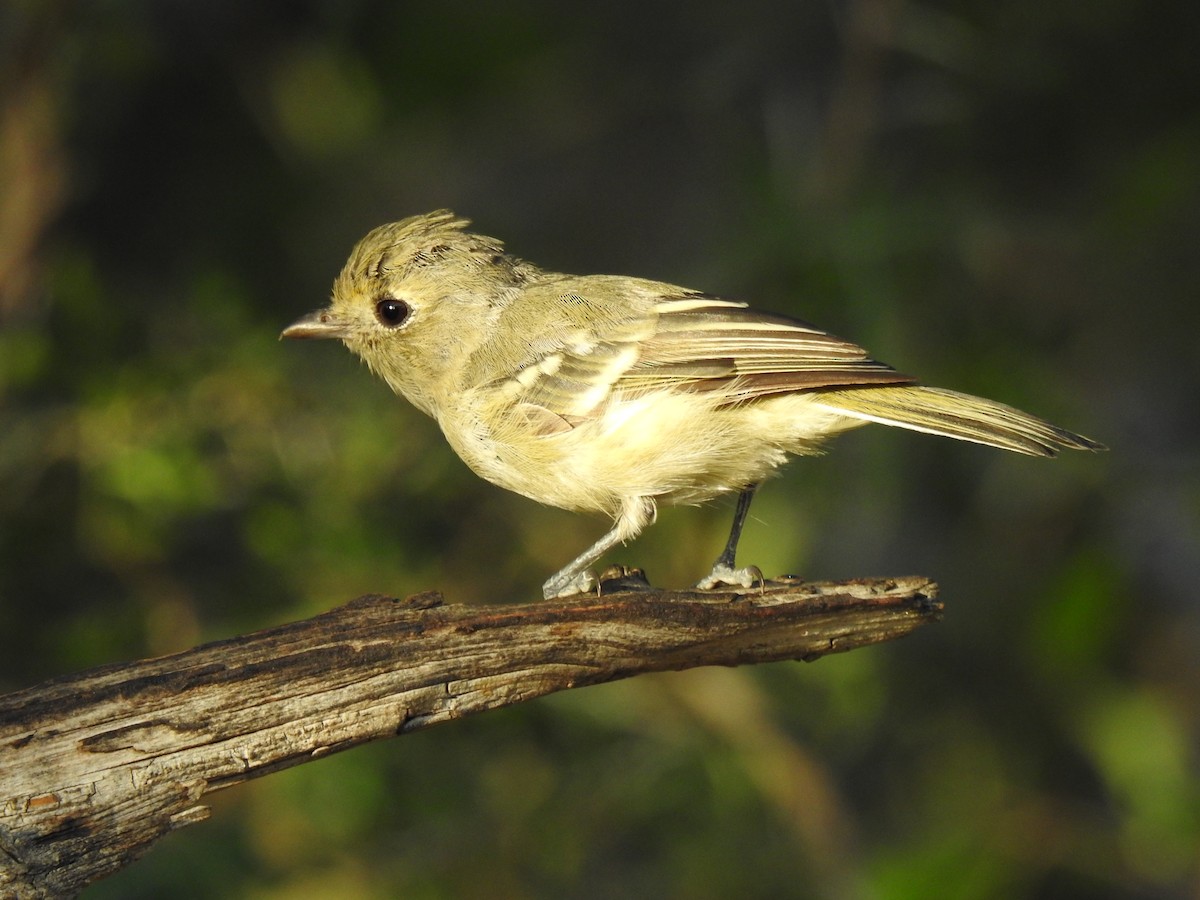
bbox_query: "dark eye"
[375,297,411,327]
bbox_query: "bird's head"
[282,210,536,416]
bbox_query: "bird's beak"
[280,308,352,340]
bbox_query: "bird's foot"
[542,569,598,600]
[695,563,765,592]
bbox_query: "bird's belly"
[441,390,862,515]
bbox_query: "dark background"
[2,1,1197,897]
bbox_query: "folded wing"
[627,294,915,401]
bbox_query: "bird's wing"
[495,290,913,431]
[626,293,915,402]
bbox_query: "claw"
[696,563,765,592]
[543,569,597,600]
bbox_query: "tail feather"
[810,385,1105,457]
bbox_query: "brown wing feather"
[626,294,915,401]
[503,290,914,423]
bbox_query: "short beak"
[280,308,352,340]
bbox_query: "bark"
[0,575,939,898]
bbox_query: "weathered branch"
[0,575,939,897]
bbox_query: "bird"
[282,210,1104,599]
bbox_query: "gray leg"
[542,497,656,599]
[696,486,764,590]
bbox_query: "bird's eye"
[375,297,411,327]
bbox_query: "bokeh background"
[2,1,1197,897]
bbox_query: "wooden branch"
[0,575,939,898]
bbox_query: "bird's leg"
[696,485,764,590]
[542,497,656,599]
[714,486,757,570]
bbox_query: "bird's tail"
[810,385,1105,457]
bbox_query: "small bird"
[283,211,1104,599]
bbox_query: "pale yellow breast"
[439,387,866,517]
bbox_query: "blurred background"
[2,1,1197,897]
